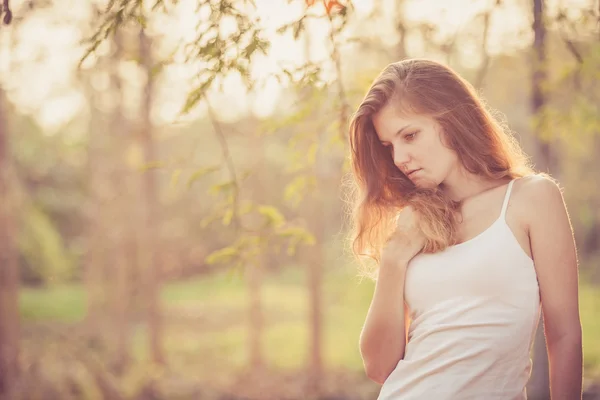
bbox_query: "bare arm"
[525,176,583,400]
[359,207,424,384]
[359,264,409,384]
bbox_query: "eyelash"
[381,131,418,148]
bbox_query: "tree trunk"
[0,89,20,399]
[109,31,131,374]
[139,28,165,365]
[474,8,493,88]
[81,3,114,354]
[303,24,324,396]
[82,70,106,347]
[531,0,552,172]
[527,1,551,399]
[394,0,407,60]
[307,127,325,397]
[307,226,323,395]
[247,259,264,370]
[247,133,267,372]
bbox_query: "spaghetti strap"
[500,179,516,219]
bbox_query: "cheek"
[419,145,456,184]
[431,142,456,167]
[419,140,445,168]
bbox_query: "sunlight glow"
[0,0,580,129]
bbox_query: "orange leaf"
[324,0,343,15]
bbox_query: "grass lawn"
[20,266,600,382]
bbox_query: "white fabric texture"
[378,179,541,400]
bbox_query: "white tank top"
[378,179,541,400]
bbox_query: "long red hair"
[348,59,533,276]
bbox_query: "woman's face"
[372,103,460,189]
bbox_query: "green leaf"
[140,160,165,170]
[206,246,239,265]
[209,180,236,195]
[277,226,316,246]
[307,142,318,164]
[278,226,316,256]
[240,202,254,215]
[293,18,305,40]
[222,208,234,226]
[200,212,221,229]
[257,205,285,228]
[170,169,182,188]
[284,175,315,207]
[181,78,214,115]
[187,165,221,189]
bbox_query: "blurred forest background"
[0,0,599,399]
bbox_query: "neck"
[440,168,505,202]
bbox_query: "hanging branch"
[204,95,243,231]
[79,0,142,66]
[562,37,583,64]
[293,0,352,142]
[327,10,350,144]
[83,0,318,268]
[555,9,584,89]
[556,10,584,63]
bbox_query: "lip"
[406,169,422,176]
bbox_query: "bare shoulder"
[517,173,562,198]
[513,174,581,347]
[512,174,566,230]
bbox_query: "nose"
[392,146,411,169]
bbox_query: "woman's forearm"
[548,334,583,400]
[359,262,407,384]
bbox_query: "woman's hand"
[381,206,426,270]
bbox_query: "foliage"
[6,0,600,396]
[8,109,83,285]
[82,0,271,114]
[17,203,75,284]
[79,0,349,276]
[19,268,600,379]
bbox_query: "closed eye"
[404,131,418,141]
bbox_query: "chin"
[413,177,439,189]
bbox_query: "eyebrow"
[396,125,412,136]
[379,124,412,144]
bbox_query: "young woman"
[348,59,582,399]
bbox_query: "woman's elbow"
[363,362,394,385]
[359,337,403,384]
[366,369,389,385]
